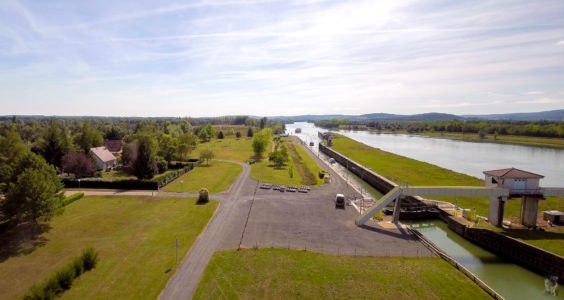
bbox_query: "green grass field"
[100,169,136,180]
[194,137,254,162]
[163,161,242,193]
[250,138,324,186]
[415,131,564,149]
[194,248,490,299]
[0,196,217,300]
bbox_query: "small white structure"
[484,168,543,196]
[90,146,117,171]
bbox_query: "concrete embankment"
[319,142,564,283]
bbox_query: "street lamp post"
[78,179,81,191]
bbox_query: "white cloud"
[516,97,564,104]
[525,91,544,95]
[557,40,564,45]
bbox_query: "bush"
[61,163,196,190]
[318,170,326,179]
[22,248,99,300]
[56,265,75,290]
[61,193,84,207]
[156,156,168,174]
[198,188,209,204]
[217,131,224,139]
[82,247,99,271]
[72,257,84,277]
[236,131,242,138]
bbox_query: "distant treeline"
[315,119,564,138]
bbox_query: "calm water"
[286,122,564,187]
[404,220,564,300]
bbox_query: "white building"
[483,167,543,196]
[90,146,117,171]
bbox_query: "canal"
[404,220,564,300]
[286,122,564,186]
[287,122,564,299]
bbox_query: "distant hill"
[463,109,564,121]
[267,109,564,122]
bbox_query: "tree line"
[315,119,564,138]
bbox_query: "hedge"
[62,162,198,190]
[23,248,99,300]
[61,193,84,207]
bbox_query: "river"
[285,122,564,187]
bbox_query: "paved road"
[159,161,257,300]
[158,142,432,299]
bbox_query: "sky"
[1,0,564,117]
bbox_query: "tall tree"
[247,127,254,137]
[1,152,63,228]
[158,134,178,163]
[75,123,104,153]
[132,136,158,179]
[199,148,215,166]
[259,117,267,129]
[36,121,71,168]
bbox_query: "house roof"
[483,168,544,179]
[90,147,117,162]
[104,140,124,153]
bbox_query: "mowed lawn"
[163,161,242,193]
[250,138,324,186]
[193,249,490,299]
[194,137,254,162]
[0,196,217,300]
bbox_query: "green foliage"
[268,146,289,168]
[2,152,63,225]
[196,124,215,142]
[251,128,271,158]
[132,136,158,180]
[75,123,104,153]
[247,127,253,137]
[199,148,215,165]
[155,156,168,174]
[22,248,99,300]
[259,117,267,129]
[62,193,84,207]
[82,247,99,271]
[217,131,224,139]
[35,121,72,168]
[235,131,242,138]
[157,134,178,163]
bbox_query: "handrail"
[408,227,505,300]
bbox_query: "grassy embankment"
[250,138,324,186]
[331,134,564,256]
[0,196,217,300]
[163,161,242,193]
[194,248,490,299]
[337,127,564,149]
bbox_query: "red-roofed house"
[90,146,117,171]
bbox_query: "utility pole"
[175,238,179,265]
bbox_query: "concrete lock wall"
[319,143,564,282]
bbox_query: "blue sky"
[1,0,563,117]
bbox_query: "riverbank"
[325,126,564,149]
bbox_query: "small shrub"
[56,265,75,291]
[82,248,99,271]
[23,248,99,299]
[61,193,84,207]
[235,131,242,138]
[72,257,84,277]
[198,188,209,204]
[318,170,326,179]
[22,284,46,300]
[43,276,62,298]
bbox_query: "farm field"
[0,196,217,300]
[194,248,490,299]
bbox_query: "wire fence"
[237,240,435,257]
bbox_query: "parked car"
[335,194,345,209]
